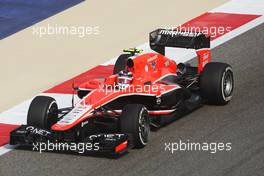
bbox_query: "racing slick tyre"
[27,96,58,129]
[113,54,131,74]
[200,62,234,105]
[120,104,150,148]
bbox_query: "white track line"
[212,15,264,48]
[0,145,17,156]
[210,0,264,15]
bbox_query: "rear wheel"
[27,96,58,129]
[200,62,234,105]
[113,54,131,74]
[120,104,150,148]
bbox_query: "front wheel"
[120,104,150,148]
[200,62,234,105]
[27,96,58,129]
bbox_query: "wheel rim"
[138,110,149,145]
[223,70,233,97]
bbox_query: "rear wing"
[149,28,210,55]
[149,28,211,73]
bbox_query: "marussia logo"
[159,29,202,37]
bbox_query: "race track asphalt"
[0,23,264,176]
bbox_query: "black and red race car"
[10,29,234,155]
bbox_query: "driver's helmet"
[117,70,133,88]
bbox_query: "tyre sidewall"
[27,96,58,129]
[120,104,150,148]
[200,62,234,105]
[138,107,150,146]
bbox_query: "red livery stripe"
[180,12,261,40]
[45,65,114,94]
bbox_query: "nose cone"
[51,105,93,131]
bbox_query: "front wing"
[9,125,129,155]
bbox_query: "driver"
[117,70,133,89]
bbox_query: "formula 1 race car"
[10,29,234,156]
